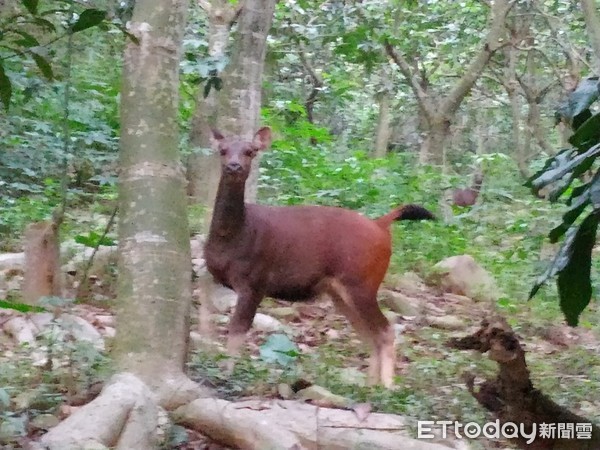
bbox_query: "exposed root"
[40,373,158,450]
[174,398,458,450]
[448,316,600,450]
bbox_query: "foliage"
[527,77,600,325]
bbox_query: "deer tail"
[375,204,435,228]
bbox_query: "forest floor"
[2,199,600,449]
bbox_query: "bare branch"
[383,40,434,117]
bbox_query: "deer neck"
[209,176,247,240]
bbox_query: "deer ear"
[210,128,225,143]
[253,127,272,150]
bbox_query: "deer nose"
[225,162,243,174]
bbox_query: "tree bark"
[175,398,457,450]
[186,0,241,208]
[215,0,276,203]
[580,0,600,74]
[22,220,61,305]
[373,91,392,158]
[113,0,198,395]
[385,0,513,165]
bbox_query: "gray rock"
[58,314,104,350]
[253,313,284,332]
[431,255,499,303]
[380,290,421,316]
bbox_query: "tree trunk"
[420,118,450,165]
[385,0,512,165]
[373,92,392,158]
[580,0,600,74]
[215,0,276,203]
[186,1,239,211]
[113,0,195,392]
[22,220,61,305]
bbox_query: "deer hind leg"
[327,280,395,387]
[226,289,262,372]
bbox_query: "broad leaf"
[0,63,11,111]
[9,29,40,47]
[70,9,107,33]
[74,231,116,248]
[556,77,599,124]
[0,300,46,313]
[29,50,53,79]
[529,145,600,191]
[21,0,39,15]
[569,112,600,150]
[557,213,599,326]
[259,333,299,366]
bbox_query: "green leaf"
[569,112,600,150]
[0,63,12,111]
[555,77,599,126]
[74,231,115,248]
[0,300,46,313]
[557,213,598,326]
[259,333,299,366]
[21,0,39,15]
[529,144,600,191]
[29,50,53,80]
[70,9,107,33]
[9,29,40,47]
[32,17,56,31]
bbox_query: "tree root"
[37,372,460,450]
[39,373,158,450]
[447,316,600,450]
[173,398,458,450]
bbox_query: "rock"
[4,316,36,345]
[336,367,367,386]
[102,327,116,338]
[390,271,428,295]
[13,390,38,410]
[393,323,408,342]
[30,413,59,431]
[94,315,114,327]
[265,306,296,319]
[30,312,54,332]
[428,315,466,331]
[210,285,238,313]
[431,255,499,302]
[58,314,104,350]
[278,383,294,399]
[379,289,421,316]
[253,313,284,332]
[383,310,399,324]
[296,385,353,408]
[0,253,24,270]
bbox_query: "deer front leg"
[226,289,262,373]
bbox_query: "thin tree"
[384,0,514,165]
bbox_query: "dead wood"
[22,220,61,305]
[447,316,600,449]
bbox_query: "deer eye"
[244,149,254,157]
[219,148,227,156]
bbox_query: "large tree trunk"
[580,0,600,74]
[186,0,240,211]
[112,0,198,397]
[216,0,276,202]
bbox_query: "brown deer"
[203,127,434,387]
[452,170,484,207]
